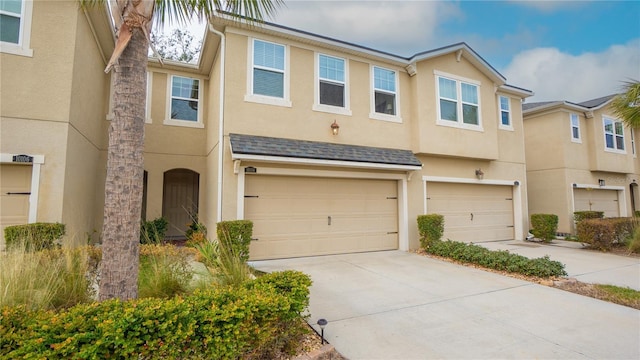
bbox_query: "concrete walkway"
[479,239,640,290]
[252,250,640,359]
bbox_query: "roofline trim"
[231,153,423,171]
[523,101,588,114]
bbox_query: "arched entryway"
[162,169,199,240]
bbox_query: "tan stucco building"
[523,96,640,234]
[1,3,533,258]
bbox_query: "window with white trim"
[371,66,398,120]
[319,54,345,107]
[437,74,481,128]
[570,113,580,142]
[603,116,624,152]
[499,95,511,128]
[252,39,285,98]
[165,75,202,128]
[0,0,33,56]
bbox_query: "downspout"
[208,23,225,222]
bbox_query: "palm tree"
[611,80,640,128]
[79,0,283,301]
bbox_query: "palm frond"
[611,80,640,128]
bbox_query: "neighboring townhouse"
[1,2,533,259]
[523,95,640,234]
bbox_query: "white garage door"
[427,182,514,242]
[1,164,32,247]
[244,175,398,260]
[574,188,619,217]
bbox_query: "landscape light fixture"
[475,168,484,180]
[317,318,328,344]
[331,120,340,135]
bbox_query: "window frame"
[498,95,512,130]
[603,116,625,153]
[435,71,482,131]
[631,128,636,157]
[0,0,33,57]
[244,38,291,107]
[164,74,203,128]
[313,53,351,116]
[370,65,401,123]
[570,113,581,143]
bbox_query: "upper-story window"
[570,113,581,142]
[498,96,511,129]
[0,0,33,56]
[165,75,203,128]
[370,66,400,122]
[603,116,624,152]
[245,39,291,107]
[319,54,345,107]
[436,72,481,130]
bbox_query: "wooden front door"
[162,169,199,239]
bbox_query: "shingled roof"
[230,133,422,168]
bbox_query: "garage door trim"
[237,165,410,251]
[1,153,44,223]
[422,175,524,241]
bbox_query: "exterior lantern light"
[475,168,484,180]
[317,318,328,344]
[331,120,340,135]
[598,179,605,187]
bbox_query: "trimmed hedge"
[216,220,253,263]
[422,239,567,278]
[4,222,65,251]
[530,214,558,243]
[573,211,604,222]
[577,217,635,251]
[417,214,445,248]
[0,270,312,359]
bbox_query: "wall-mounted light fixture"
[331,120,340,135]
[598,179,605,187]
[475,168,484,180]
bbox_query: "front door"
[162,169,199,239]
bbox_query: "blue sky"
[169,0,640,102]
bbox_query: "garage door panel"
[427,182,514,243]
[1,165,32,247]
[245,175,398,260]
[573,189,619,218]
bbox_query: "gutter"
[208,23,225,223]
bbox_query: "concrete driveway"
[252,250,640,359]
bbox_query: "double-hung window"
[319,54,345,105]
[570,113,581,142]
[603,116,624,152]
[499,95,511,129]
[165,75,202,128]
[371,66,400,122]
[0,0,33,56]
[246,39,291,107]
[436,72,481,129]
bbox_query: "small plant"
[530,214,558,243]
[629,226,640,253]
[195,238,252,287]
[140,217,168,244]
[216,220,253,263]
[4,222,65,251]
[138,244,194,298]
[185,219,207,248]
[577,217,635,251]
[417,214,444,248]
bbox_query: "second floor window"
[318,54,345,107]
[603,117,624,152]
[437,75,480,127]
[373,66,397,116]
[252,39,285,98]
[1,0,33,56]
[170,76,199,122]
[570,113,580,142]
[499,96,511,128]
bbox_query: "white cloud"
[503,40,640,103]
[508,0,587,12]
[274,0,462,56]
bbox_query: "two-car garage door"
[573,188,620,217]
[427,182,514,243]
[245,175,398,260]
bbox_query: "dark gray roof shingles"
[230,133,422,167]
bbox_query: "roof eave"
[231,153,423,172]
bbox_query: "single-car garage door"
[245,175,398,260]
[1,164,32,247]
[427,182,514,242]
[574,188,619,217]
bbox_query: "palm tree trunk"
[98,28,148,301]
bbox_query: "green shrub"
[573,211,604,222]
[424,239,566,278]
[629,226,640,253]
[0,271,312,359]
[530,214,558,243]
[577,217,635,251]
[185,220,207,247]
[195,239,253,287]
[417,214,445,248]
[138,244,195,299]
[140,217,168,244]
[4,222,65,251]
[216,220,253,263]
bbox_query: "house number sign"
[12,154,33,163]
